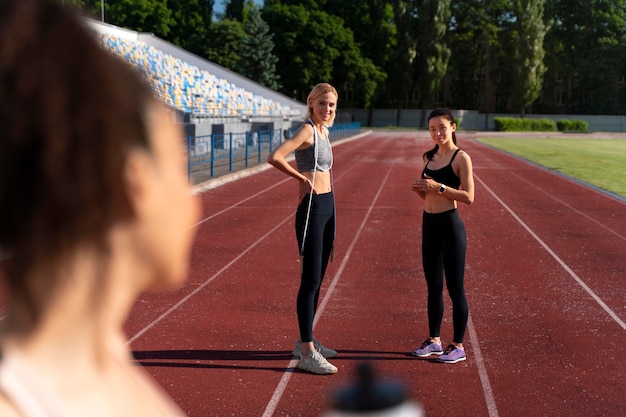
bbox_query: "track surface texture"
[24,130,626,416]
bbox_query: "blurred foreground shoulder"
[0,394,21,417]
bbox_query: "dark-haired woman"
[0,0,200,415]
[410,108,474,364]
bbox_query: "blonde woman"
[0,0,200,415]
[268,83,339,375]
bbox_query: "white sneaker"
[292,339,338,359]
[296,350,338,375]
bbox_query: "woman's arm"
[445,151,474,205]
[411,157,428,200]
[267,124,314,183]
[411,179,427,200]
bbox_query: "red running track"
[123,131,624,416]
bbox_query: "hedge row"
[493,117,557,131]
[494,117,588,132]
[556,119,588,132]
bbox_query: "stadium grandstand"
[87,20,360,183]
[89,20,306,129]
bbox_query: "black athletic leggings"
[422,209,468,344]
[295,192,335,343]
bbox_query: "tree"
[104,0,174,38]
[330,17,386,109]
[263,2,383,106]
[382,0,418,111]
[167,0,209,57]
[448,0,505,112]
[239,7,281,89]
[544,0,626,114]
[415,0,451,123]
[508,0,549,116]
[199,0,215,25]
[204,19,246,70]
[74,0,104,19]
[325,0,395,108]
[224,0,245,21]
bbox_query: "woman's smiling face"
[309,92,337,124]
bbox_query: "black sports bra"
[422,148,461,189]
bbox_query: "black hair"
[423,107,457,161]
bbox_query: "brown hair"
[0,0,154,329]
[305,83,338,127]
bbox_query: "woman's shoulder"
[300,121,315,132]
[455,149,472,163]
[291,122,315,146]
[0,395,20,417]
[452,149,473,175]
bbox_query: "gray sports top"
[294,120,333,172]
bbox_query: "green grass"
[477,137,626,198]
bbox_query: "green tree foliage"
[325,0,395,107]
[386,0,418,109]
[544,0,626,114]
[205,19,246,70]
[505,0,549,116]
[68,0,626,115]
[104,0,174,37]
[263,1,383,107]
[224,0,245,21]
[239,7,281,89]
[415,0,451,118]
[448,0,507,111]
[74,0,103,19]
[167,0,210,56]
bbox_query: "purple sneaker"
[437,345,466,363]
[412,339,443,357]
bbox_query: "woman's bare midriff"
[300,170,332,194]
[423,193,457,214]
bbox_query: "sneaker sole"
[412,351,443,357]
[437,356,466,364]
[296,363,338,375]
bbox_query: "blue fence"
[187,122,361,183]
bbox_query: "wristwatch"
[438,184,446,194]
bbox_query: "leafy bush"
[494,117,557,132]
[557,119,588,133]
[534,118,558,131]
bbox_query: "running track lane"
[122,131,625,416]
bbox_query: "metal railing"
[186,122,361,184]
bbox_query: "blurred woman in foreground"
[0,0,200,415]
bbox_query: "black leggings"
[422,209,468,344]
[295,192,335,343]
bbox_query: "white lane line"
[128,144,365,345]
[261,165,394,417]
[191,178,290,228]
[467,314,499,417]
[477,150,626,241]
[476,174,626,331]
[127,215,292,345]
[510,171,626,241]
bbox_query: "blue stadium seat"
[96,32,294,117]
